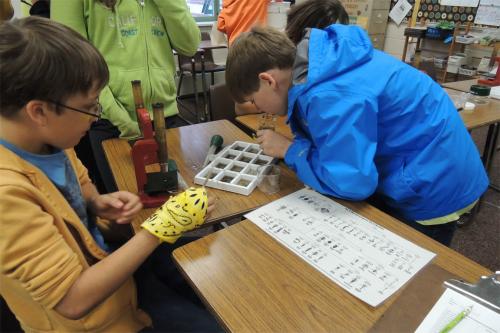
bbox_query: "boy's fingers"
[100,196,124,209]
[123,198,142,211]
[111,191,142,210]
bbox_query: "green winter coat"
[51,0,200,139]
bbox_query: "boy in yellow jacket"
[0,17,220,332]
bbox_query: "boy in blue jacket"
[225,20,488,246]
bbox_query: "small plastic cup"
[258,113,276,131]
[257,165,280,194]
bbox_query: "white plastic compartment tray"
[194,141,274,195]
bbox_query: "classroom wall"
[383,22,407,60]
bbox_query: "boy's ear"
[24,100,51,126]
[258,72,277,89]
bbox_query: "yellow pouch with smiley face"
[141,187,208,243]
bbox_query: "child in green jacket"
[51,0,201,192]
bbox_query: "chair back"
[209,83,235,121]
[177,32,215,71]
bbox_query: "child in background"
[51,0,201,193]
[217,0,269,45]
[0,17,220,332]
[218,0,270,116]
[225,13,488,245]
[285,0,348,44]
[232,0,349,116]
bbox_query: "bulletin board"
[389,0,479,24]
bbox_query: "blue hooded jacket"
[285,24,489,221]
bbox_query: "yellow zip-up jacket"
[0,146,151,332]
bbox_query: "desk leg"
[201,53,209,122]
[484,123,499,193]
[402,36,410,62]
[481,123,499,174]
[191,58,201,123]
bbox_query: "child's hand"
[88,191,143,224]
[256,130,292,159]
[141,187,211,243]
[206,195,216,217]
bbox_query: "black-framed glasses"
[47,99,102,120]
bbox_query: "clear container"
[468,85,490,105]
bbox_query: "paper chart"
[245,188,436,307]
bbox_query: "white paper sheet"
[416,288,500,333]
[245,188,436,307]
[474,3,500,26]
[479,0,497,6]
[439,0,480,6]
[389,0,413,25]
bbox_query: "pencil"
[438,305,472,333]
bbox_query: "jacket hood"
[288,24,374,117]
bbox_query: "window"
[186,0,222,22]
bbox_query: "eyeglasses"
[47,99,102,120]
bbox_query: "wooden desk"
[443,87,500,130]
[442,78,478,92]
[235,114,293,140]
[173,203,491,332]
[102,120,303,232]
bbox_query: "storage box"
[447,55,466,74]
[455,35,478,44]
[434,57,448,69]
[458,66,477,77]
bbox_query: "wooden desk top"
[444,87,500,130]
[235,114,293,140]
[442,78,478,92]
[173,202,491,333]
[102,120,303,232]
[236,88,500,135]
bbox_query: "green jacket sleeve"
[153,0,201,56]
[99,87,140,139]
[50,0,140,139]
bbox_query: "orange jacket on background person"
[217,0,269,44]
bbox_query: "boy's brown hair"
[286,0,349,45]
[225,26,295,104]
[0,16,109,118]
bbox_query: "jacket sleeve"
[154,0,201,56]
[285,92,379,200]
[100,87,141,139]
[0,184,83,309]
